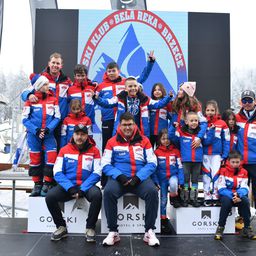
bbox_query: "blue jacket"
[203,116,230,159]
[21,69,72,120]
[22,91,61,135]
[95,91,172,137]
[150,103,172,135]
[218,161,249,199]
[53,138,101,192]
[154,145,184,185]
[95,61,154,121]
[236,109,256,164]
[101,125,157,182]
[169,124,215,162]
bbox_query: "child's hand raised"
[169,90,173,98]
[148,50,155,62]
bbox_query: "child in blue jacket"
[169,111,214,207]
[202,100,230,206]
[154,129,184,233]
[215,150,256,240]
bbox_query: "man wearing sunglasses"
[236,90,256,209]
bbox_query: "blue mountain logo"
[92,24,176,96]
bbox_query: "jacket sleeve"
[22,102,39,135]
[94,96,118,108]
[197,111,207,139]
[236,171,249,198]
[60,121,67,148]
[217,173,233,199]
[21,85,35,102]
[176,153,184,185]
[135,139,157,181]
[168,125,180,146]
[221,124,231,159]
[46,102,61,133]
[137,60,154,84]
[112,101,126,136]
[148,96,172,110]
[80,147,102,192]
[53,150,75,191]
[102,140,123,179]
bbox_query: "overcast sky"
[0,0,255,75]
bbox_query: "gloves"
[116,174,130,186]
[68,186,79,196]
[78,190,85,198]
[129,176,141,187]
[44,127,50,135]
[36,128,41,137]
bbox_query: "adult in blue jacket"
[102,112,160,247]
[45,124,102,242]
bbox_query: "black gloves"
[129,176,141,187]
[116,174,130,186]
[68,186,79,196]
[44,127,50,135]
[78,190,85,198]
[36,128,41,137]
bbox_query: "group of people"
[21,51,256,246]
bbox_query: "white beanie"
[33,76,49,91]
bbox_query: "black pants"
[182,162,202,188]
[101,119,114,187]
[219,196,251,227]
[101,119,115,152]
[150,135,158,149]
[104,178,159,232]
[45,184,102,229]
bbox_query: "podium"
[27,197,88,233]
[169,205,235,234]
[101,193,161,233]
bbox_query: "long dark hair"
[151,83,167,100]
[172,89,201,117]
[222,109,239,133]
[157,128,168,147]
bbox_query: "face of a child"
[71,105,82,115]
[205,104,216,117]
[229,158,241,169]
[107,67,119,81]
[160,133,170,147]
[74,72,87,83]
[185,114,199,129]
[177,88,184,99]
[126,80,139,97]
[153,85,163,99]
[228,115,235,129]
[40,82,50,93]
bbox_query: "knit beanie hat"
[32,75,49,91]
[180,81,196,97]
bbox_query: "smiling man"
[45,124,102,242]
[101,112,160,247]
[236,90,256,208]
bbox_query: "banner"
[78,9,188,96]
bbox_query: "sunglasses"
[242,98,254,104]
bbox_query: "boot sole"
[51,234,68,241]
